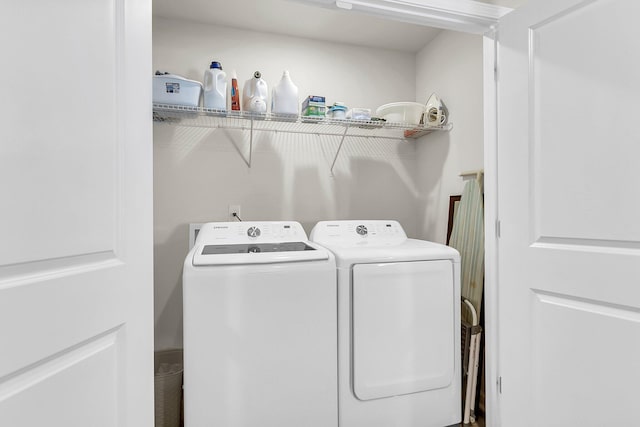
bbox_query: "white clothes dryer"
[310,220,461,427]
[183,221,338,427]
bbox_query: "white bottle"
[271,70,299,115]
[242,71,268,113]
[203,61,227,110]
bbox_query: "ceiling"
[153,0,445,53]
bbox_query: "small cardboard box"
[301,95,326,116]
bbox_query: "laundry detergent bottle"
[230,70,240,111]
[242,71,268,113]
[203,61,227,110]
[271,70,299,115]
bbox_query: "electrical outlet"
[228,204,241,221]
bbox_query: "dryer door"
[352,260,455,400]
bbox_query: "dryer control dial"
[356,225,368,236]
[246,226,261,238]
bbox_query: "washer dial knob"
[356,225,368,236]
[247,226,261,238]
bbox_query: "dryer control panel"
[310,220,407,247]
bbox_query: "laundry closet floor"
[470,415,485,427]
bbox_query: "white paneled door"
[0,1,153,426]
[497,0,640,425]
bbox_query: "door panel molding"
[533,289,640,320]
[0,252,121,290]
[0,326,121,401]
[531,289,640,424]
[531,237,640,254]
[0,0,131,267]
[528,0,640,245]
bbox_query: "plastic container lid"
[210,61,222,69]
[328,102,347,112]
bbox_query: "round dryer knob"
[356,225,368,236]
[246,226,261,238]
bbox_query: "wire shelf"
[153,103,452,174]
[152,103,452,141]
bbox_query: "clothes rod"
[459,169,484,178]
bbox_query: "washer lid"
[192,241,329,266]
[201,242,314,255]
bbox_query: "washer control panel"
[196,221,307,245]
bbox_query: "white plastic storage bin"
[153,73,202,107]
[375,101,425,124]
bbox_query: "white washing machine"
[310,220,461,427]
[183,221,338,427]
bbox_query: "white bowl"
[375,102,425,124]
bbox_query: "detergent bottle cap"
[210,61,222,70]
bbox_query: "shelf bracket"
[330,124,350,176]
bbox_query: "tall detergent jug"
[203,61,227,110]
[271,70,299,115]
[242,71,268,113]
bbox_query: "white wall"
[414,30,484,243]
[153,17,421,350]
